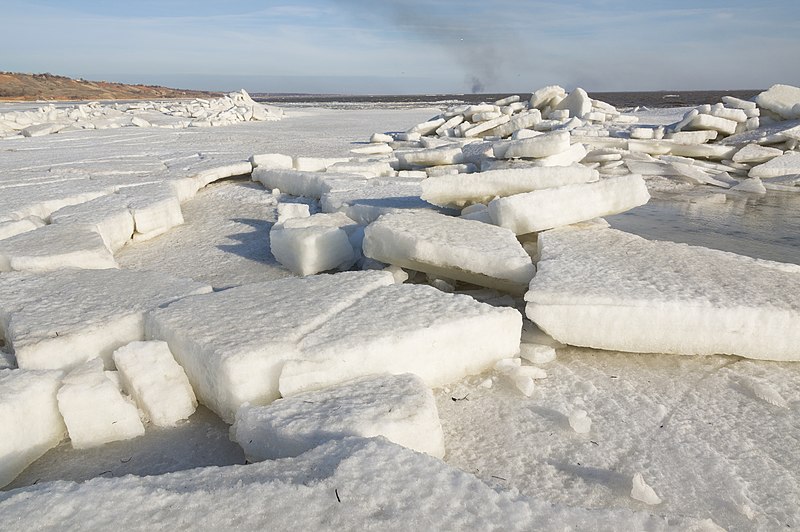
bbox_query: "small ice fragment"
[568,409,592,433]
[430,278,455,292]
[513,375,535,397]
[513,366,547,380]
[494,357,521,373]
[631,473,662,505]
[384,264,409,284]
[519,343,557,364]
[479,377,493,389]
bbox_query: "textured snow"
[526,226,800,360]
[363,210,535,293]
[0,269,211,371]
[0,369,65,488]
[232,373,444,460]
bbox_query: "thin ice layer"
[231,373,444,460]
[363,210,535,294]
[525,226,800,360]
[0,369,65,488]
[280,284,522,396]
[488,174,650,234]
[145,271,395,423]
[0,269,211,371]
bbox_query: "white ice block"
[269,212,357,276]
[326,160,395,178]
[112,341,197,427]
[525,226,800,360]
[555,88,592,118]
[664,130,718,144]
[530,85,567,110]
[0,369,66,488]
[50,194,135,252]
[280,284,523,396]
[363,210,535,294]
[232,373,444,461]
[732,143,783,164]
[730,178,766,194]
[748,152,800,178]
[0,224,117,272]
[488,174,650,235]
[57,359,145,449]
[533,142,587,167]
[145,271,395,422]
[420,165,599,208]
[123,184,184,240]
[193,162,253,188]
[755,84,800,120]
[0,269,211,371]
[490,110,542,139]
[685,114,738,136]
[493,131,571,159]
[276,202,310,223]
[395,146,464,168]
[252,167,364,199]
[250,153,294,169]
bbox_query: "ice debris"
[631,473,663,505]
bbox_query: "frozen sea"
[1,97,798,530]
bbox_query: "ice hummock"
[231,373,444,460]
[526,226,800,360]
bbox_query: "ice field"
[1,87,799,530]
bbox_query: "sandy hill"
[0,72,218,101]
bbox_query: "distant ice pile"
[0,89,283,138]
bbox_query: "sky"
[2,0,799,94]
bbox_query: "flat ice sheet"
[0,436,685,530]
[232,373,444,460]
[280,283,522,396]
[0,269,211,371]
[525,226,800,360]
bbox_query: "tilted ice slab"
[420,165,599,208]
[493,130,571,159]
[50,194,135,252]
[252,167,364,199]
[363,210,535,294]
[0,269,211,371]
[56,358,145,449]
[112,341,197,427]
[145,271,395,422]
[525,226,800,360]
[488,174,650,235]
[280,283,522,396]
[320,182,431,225]
[0,436,680,531]
[756,84,800,120]
[0,223,117,272]
[0,369,66,488]
[231,373,444,461]
[748,152,800,178]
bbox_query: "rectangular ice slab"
[252,167,364,199]
[0,369,65,488]
[525,226,800,360]
[0,269,211,371]
[0,224,117,272]
[493,131,571,159]
[145,271,396,422]
[112,341,197,427]
[488,174,650,235]
[57,359,145,449]
[363,210,535,294]
[231,373,444,461]
[269,212,357,276]
[420,165,599,208]
[280,283,523,396]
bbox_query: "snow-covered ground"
[1,90,799,530]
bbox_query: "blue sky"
[2,0,799,94]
